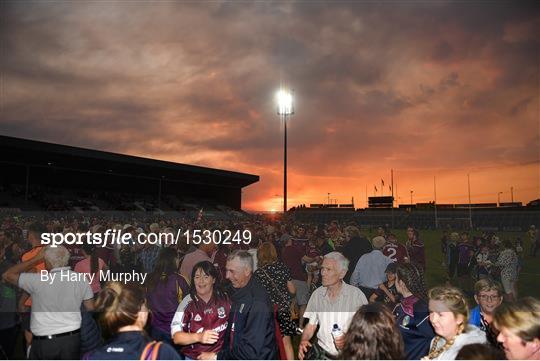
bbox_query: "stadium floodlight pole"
[511,186,514,203]
[468,173,473,229]
[410,190,413,205]
[276,88,294,213]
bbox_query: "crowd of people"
[0,213,539,360]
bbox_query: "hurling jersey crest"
[402,315,411,327]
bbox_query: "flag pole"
[365,184,368,209]
[468,173,473,229]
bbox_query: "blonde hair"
[474,278,503,297]
[429,286,469,324]
[493,297,540,342]
[426,287,471,360]
[257,242,277,268]
[95,282,146,334]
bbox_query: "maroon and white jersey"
[171,294,231,359]
[382,242,409,263]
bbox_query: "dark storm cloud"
[1,1,538,208]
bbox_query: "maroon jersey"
[171,294,231,359]
[382,242,409,263]
[281,245,308,281]
[407,239,426,271]
[213,248,228,281]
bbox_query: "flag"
[381,179,385,186]
[374,185,378,192]
[389,185,392,191]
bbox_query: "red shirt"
[382,242,409,263]
[171,294,231,359]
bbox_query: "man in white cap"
[350,236,393,299]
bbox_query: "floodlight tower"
[276,88,294,213]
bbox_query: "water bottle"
[331,323,343,341]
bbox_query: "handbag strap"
[175,273,189,303]
[176,277,182,303]
[140,341,162,360]
[261,267,288,305]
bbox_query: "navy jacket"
[394,298,435,360]
[80,307,103,355]
[86,331,181,360]
[218,276,278,360]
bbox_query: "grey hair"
[44,245,70,269]
[323,251,349,273]
[227,249,254,272]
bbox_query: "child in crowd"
[370,262,399,310]
[475,244,492,280]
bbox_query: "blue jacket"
[394,298,435,360]
[80,307,103,355]
[469,306,482,328]
[86,331,181,360]
[218,276,278,360]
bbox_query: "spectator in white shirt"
[299,252,368,359]
[2,246,94,360]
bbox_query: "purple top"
[408,240,425,270]
[457,243,473,265]
[147,273,190,333]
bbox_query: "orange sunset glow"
[1,2,538,211]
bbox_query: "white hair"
[227,249,254,272]
[44,245,70,269]
[323,251,349,273]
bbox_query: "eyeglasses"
[478,295,501,301]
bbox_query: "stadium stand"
[0,136,258,214]
[290,205,540,231]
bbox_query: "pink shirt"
[74,257,106,294]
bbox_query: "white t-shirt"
[304,282,368,356]
[18,267,93,336]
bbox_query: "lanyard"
[229,308,238,349]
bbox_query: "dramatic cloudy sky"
[1,1,539,210]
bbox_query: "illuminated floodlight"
[275,87,295,213]
[276,89,294,115]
